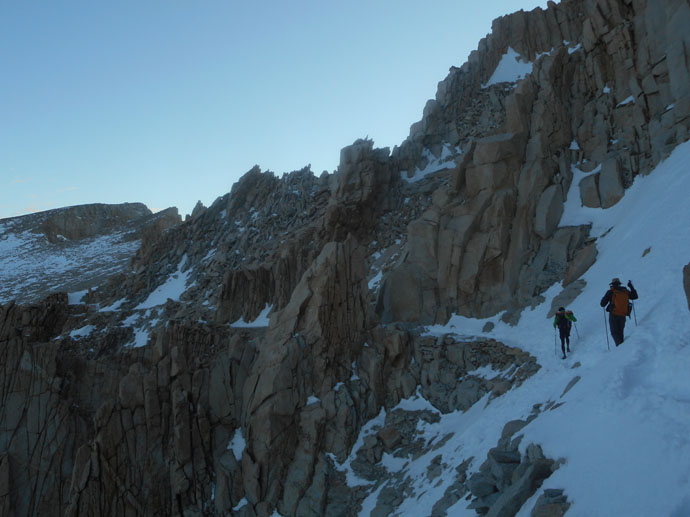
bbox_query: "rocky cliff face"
[38,203,152,243]
[385,0,690,322]
[1,1,690,516]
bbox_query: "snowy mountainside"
[345,140,690,516]
[0,203,180,305]
[2,1,690,516]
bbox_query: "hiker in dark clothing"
[553,307,577,359]
[600,278,638,346]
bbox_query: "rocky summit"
[2,1,690,516]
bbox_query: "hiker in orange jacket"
[600,278,638,346]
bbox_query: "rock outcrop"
[466,416,564,516]
[378,0,690,322]
[38,202,152,243]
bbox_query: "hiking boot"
[567,347,571,353]
[562,354,566,359]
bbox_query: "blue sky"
[1,1,547,219]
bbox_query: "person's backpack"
[555,312,570,331]
[566,311,573,330]
[611,288,631,316]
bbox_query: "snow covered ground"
[0,222,140,305]
[483,47,533,88]
[342,140,690,516]
[400,145,460,183]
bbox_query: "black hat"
[611,277,621,286]
[558,306,565,311]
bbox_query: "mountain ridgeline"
[1,1,690,516]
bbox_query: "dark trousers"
[559,328,570,354]
[609,314,626,346]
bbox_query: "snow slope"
[345,140,690,516]
[0,222,140,304]
[483,47,533,88]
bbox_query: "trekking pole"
[603,309,610,351]
[554,327,557,357]
[632,302,638,326]
[574,323,580,340]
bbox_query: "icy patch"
[483,47,533,88]
[100,298,126,312]
[536,48,554,59]
[201,248,217,262]
[368,270,383,290]
[351,361,360,381]
[135,255,191,309]
[122,312,139,327]
[617,95,635,107]
[466,364,504,379]
[128,328,149,348]
[231,304,273,328]
[227,428,246,461]
[568,43,582,54]
[569,140,581,151]
[394,389,441,413]
[70,325,95,339]
[401,145,459,183]
[381,452,408,473]
[307,395,320,405]
[603,85,611,94]
[233,498,249,512]
[359,483,386,516]
[68,290,88,305]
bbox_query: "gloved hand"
[628,280,634,288]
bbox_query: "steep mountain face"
[0,203,181,305]
[1,1,690,516]
[387,0,690,321]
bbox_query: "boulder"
[377,427,402,451]
[579,173,601,208]
[530,489,570,516]
[487,456,554,516]
[598,158,625,208]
